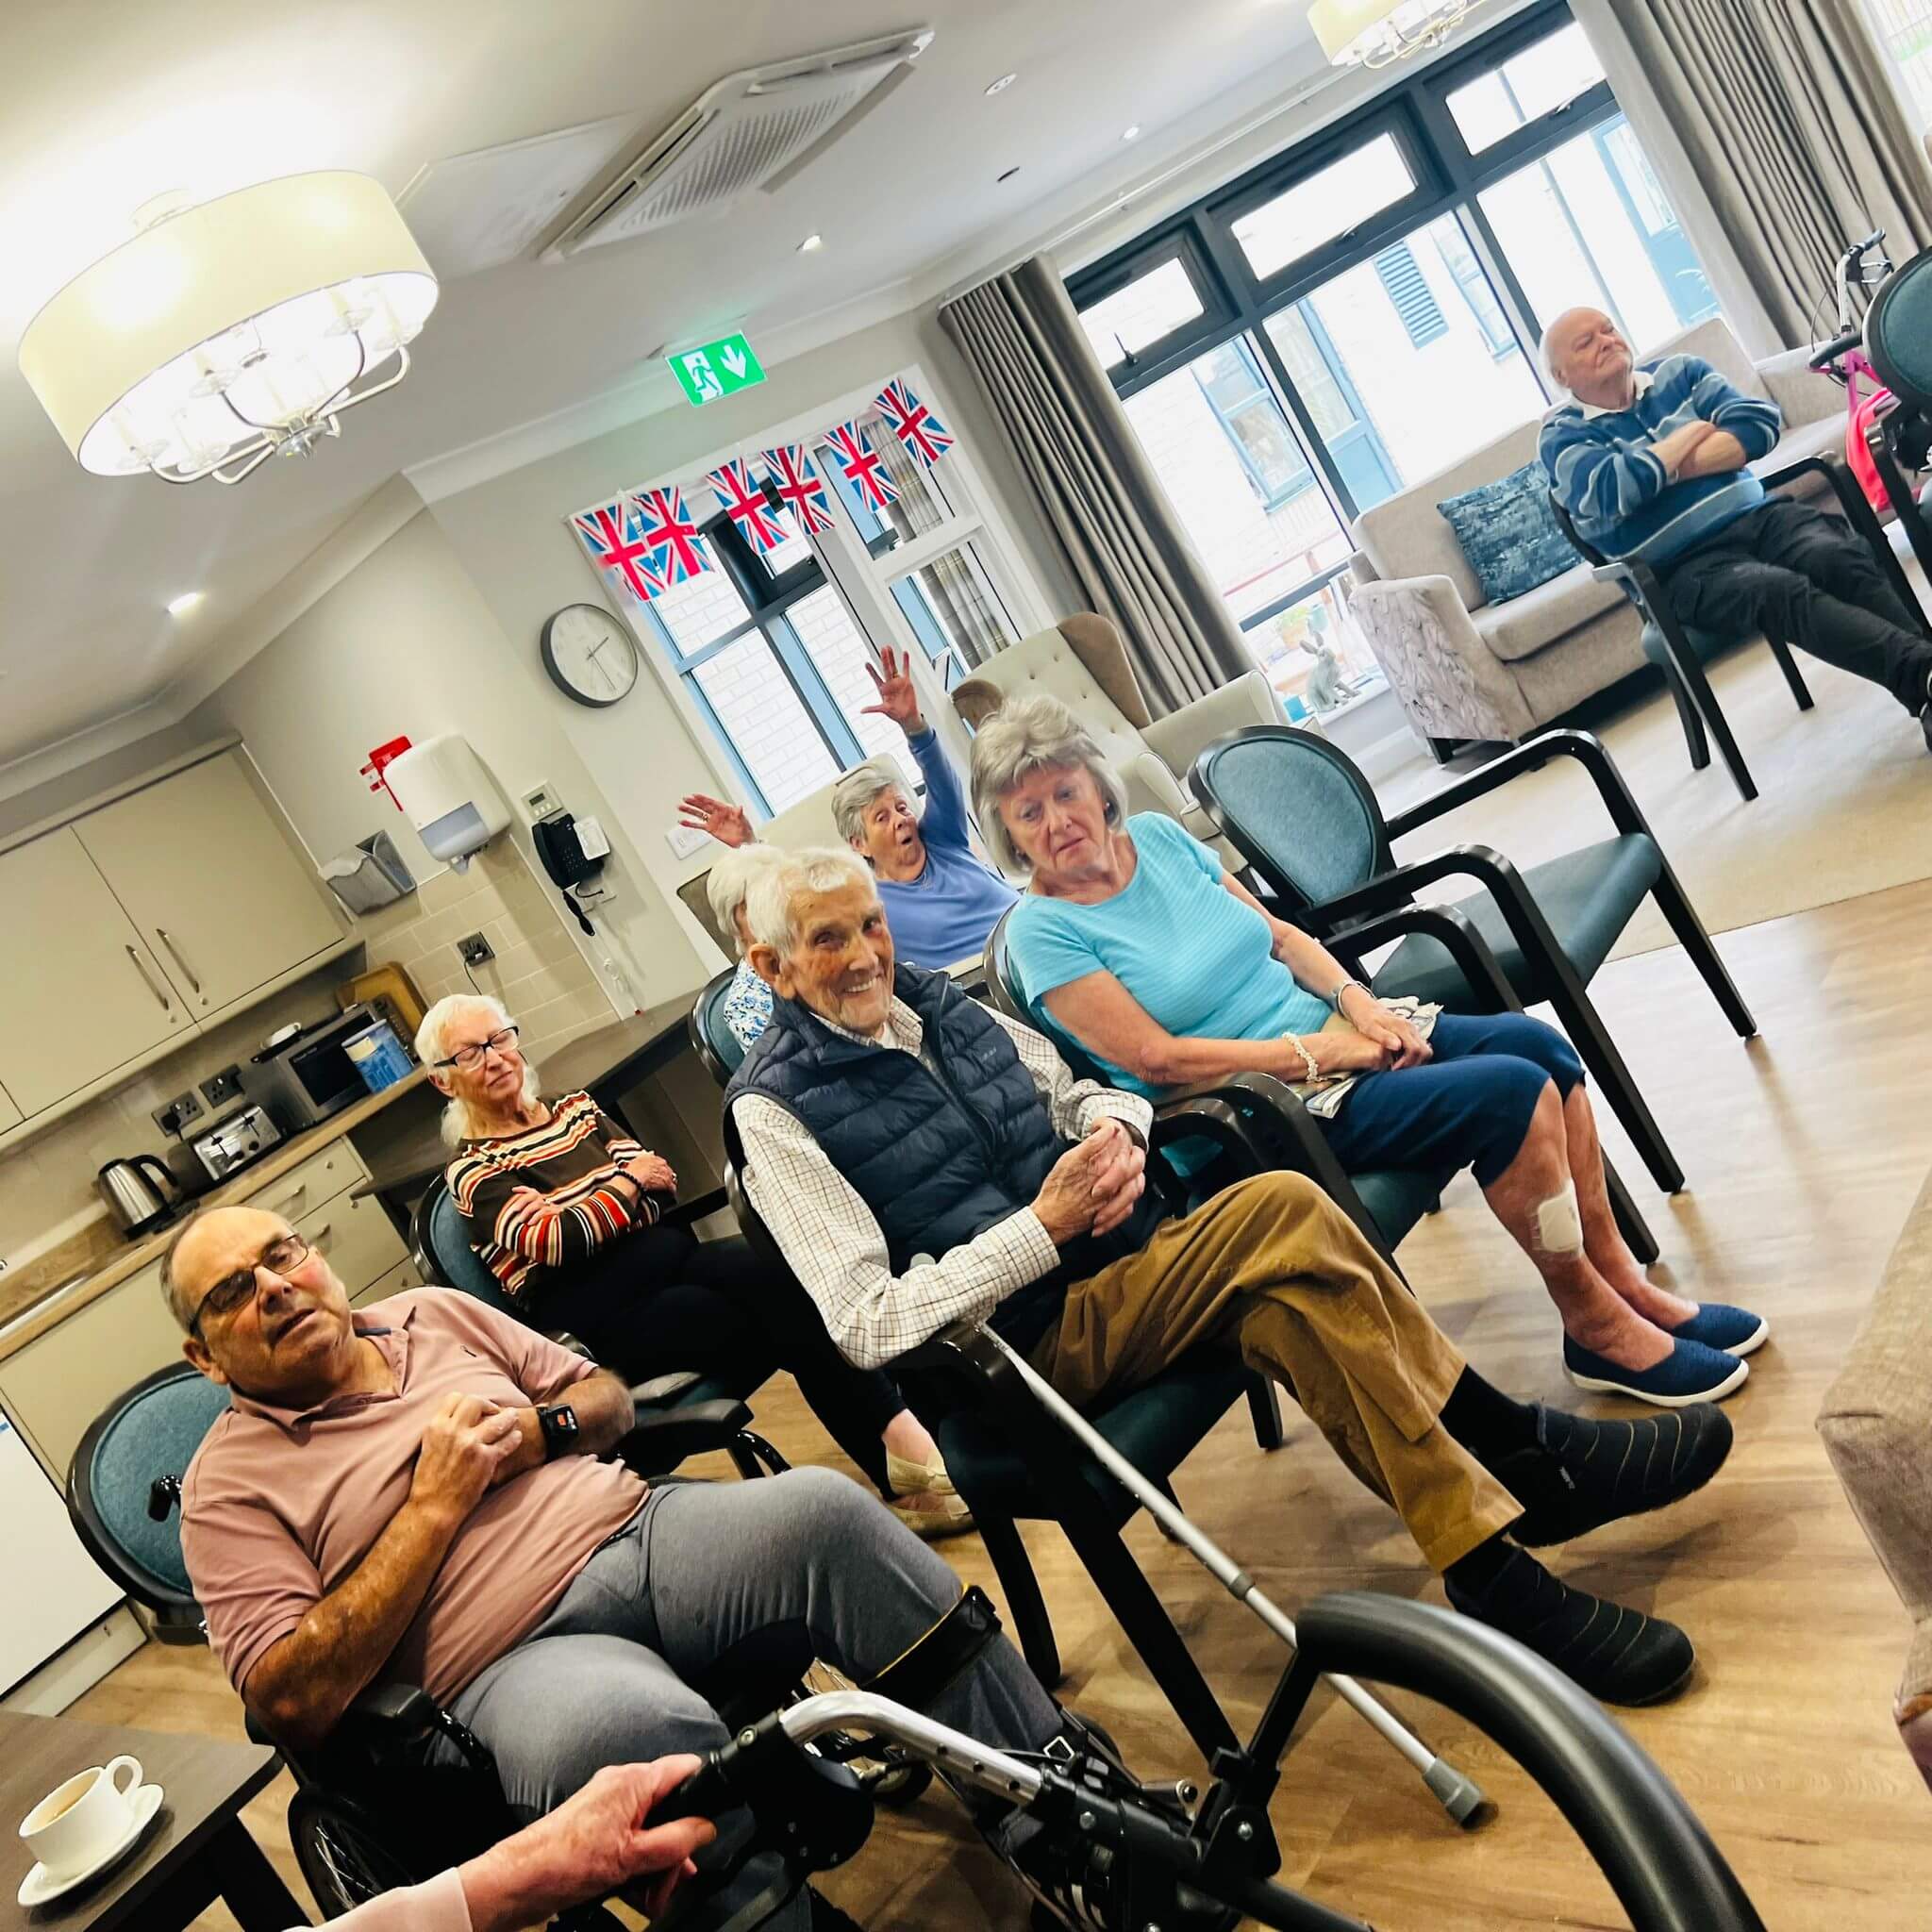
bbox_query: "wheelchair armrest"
[614,1397,754,1474]
[630,1369,705,1408]
[1382,728,1653,844]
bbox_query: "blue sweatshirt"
[1540,355,1782,566]
[877,727,1019,970]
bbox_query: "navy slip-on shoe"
[1563,1334,1749,1407]
[1662,1301,1769,1357]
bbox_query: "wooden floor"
[77,873,1932,1929]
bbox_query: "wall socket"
[152,1089,204,1136]
[201,1063,243,1108]
[458,932,495,967]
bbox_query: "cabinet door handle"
[125,945,172,1014]
[156,928,203,996]
[264,1183,308,1215]
[308,1221,333,1248]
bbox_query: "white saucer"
[16,1784,163,1907]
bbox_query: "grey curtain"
[937,254,1251,713]
[1607,0,1932,344]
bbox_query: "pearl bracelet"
[1283,1032,1320,1083]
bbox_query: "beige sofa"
[1818,1168,1932,1797]
[1345,316,1847,758]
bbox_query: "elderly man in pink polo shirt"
[165,1202,1070,1932]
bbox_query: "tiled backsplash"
[0,841,611,1274]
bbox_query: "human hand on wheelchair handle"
[458,1756,717,1932]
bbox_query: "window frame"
[566,360,1050,825]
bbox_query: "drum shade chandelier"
[1309,0,1491,67]
[17,172,438,486]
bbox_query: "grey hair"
[1538,320,1570,391]
[706,844,787,958]
[744,845,876,957]
[831,757,913,848]
[159,1205,220,1330]
[968,694,1129,877]
[414,992,542,1146]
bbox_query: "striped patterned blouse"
[445,1091,666,1300]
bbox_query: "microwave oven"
[240,1004,383,1134]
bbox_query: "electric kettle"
[96,1154,181,1238]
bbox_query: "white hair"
[1539,319,1570,391]
[744,846,876,957]
[706,844,788,958]
[967,693,1129,876]
[415,992,542,1146]
[831,757,914,848]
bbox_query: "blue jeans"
[1319,1012,1584,1188]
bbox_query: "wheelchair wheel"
[865,1755,934,1807]
[288,1788,422,1918]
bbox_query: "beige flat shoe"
[887,1489,974,1541]
[886,1450,957,1497]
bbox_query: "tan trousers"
[1031,1172,1523,1572]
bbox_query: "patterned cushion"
[1436,462,1577,608]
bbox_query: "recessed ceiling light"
[997,166,1022,183]
[984,72,1017,95]
[166,591,205,617]
[1122,125,1141,141]
[797,233,824,252]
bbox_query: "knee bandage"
[1536,1181,1584,1257]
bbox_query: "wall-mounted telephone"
[533,809,609,934]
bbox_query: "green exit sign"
[667,332,766,408]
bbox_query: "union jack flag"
[708,458,790,554]
[825,420,897,511]
[763,443,837,534]
[571,499,662,605]
[875,379,954,465]
[634,485,708,585]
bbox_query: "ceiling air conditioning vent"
[541,28,933,259]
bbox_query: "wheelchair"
[66,1350,931,1925]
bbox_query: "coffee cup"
[19,1756,142,1878]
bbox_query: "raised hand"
[861,643,925,736]
[678,792,754,850]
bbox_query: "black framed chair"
[689,965,750,1086]
[408,1173,789,1480]
[66,1360,783,1924]
[1546,454,1924,801]
[1191,724,1755,1197]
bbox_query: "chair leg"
[1646,864,1757,1039]
[1663,658,1710,770]
[1245,1370,1284,1452]
[976,1511,1061,1689]
[1602,1157,1658,1266]
[1668,632,1757,801]
[1541,974,1686,1194]
[1766,634,1814,710]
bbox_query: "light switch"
[665,823,708,858]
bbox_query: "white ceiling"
[0,0,1332,774]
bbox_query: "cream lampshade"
[17,171,438,485]
[1309,0,1484,68]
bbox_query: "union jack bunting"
[763,443,837,534]
[571,499,662,605]
[875,378,954,466]
[708,457,790,554]
[634,485,708,586]
[825,419,897,511]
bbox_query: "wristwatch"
[537,1403,579,1461]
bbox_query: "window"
[1478,112,1718,344]
[1444,21,1607,152]
[1863,0,1932,126]
[1193,339,1316,507]
[1433,219,1516,356]
[1229,132,1417,281]
[1078,257,1208,371]
[1372,242,1450,348]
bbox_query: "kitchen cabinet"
[295,1188,408,1305]
[0,830,189,1117]
[353,1258,425,1307]
[0,1083,21,1134]
[74,752,342,1020]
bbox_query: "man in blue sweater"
[1540,307,1932,752]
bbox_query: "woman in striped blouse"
[423,993,966,1538]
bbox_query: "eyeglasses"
[189,1233,313,1336]
[434,1025,520,1074]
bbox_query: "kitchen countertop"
[0,1070,433,1363]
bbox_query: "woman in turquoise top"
[973,695,1761,1410]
